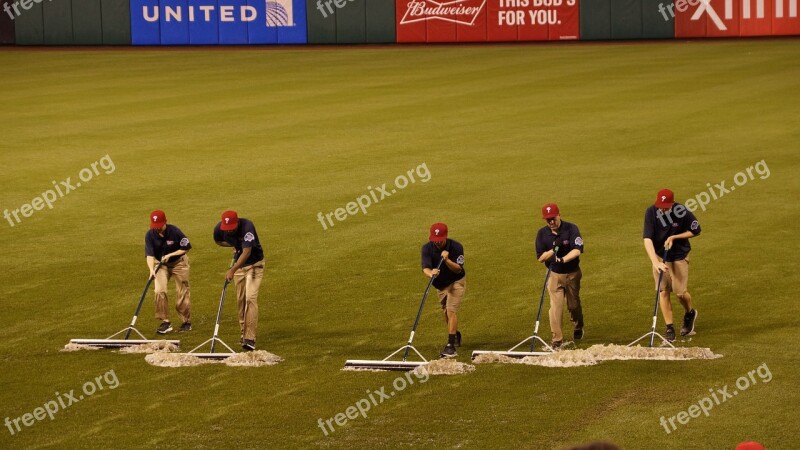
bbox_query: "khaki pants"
[153,255,191,324]
[234,260,264,342]
[652,257,689,295]
[547,269,583,342]
[437,277,466,313]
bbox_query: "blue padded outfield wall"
[130,0,307,44]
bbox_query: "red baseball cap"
[429,223,448,242]
[655,189,675,208]
[735,442,765,450]
[220,210,239,231]
[149,210,166,229]
[542,203,560,219]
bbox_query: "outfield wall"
[1,0,798,45]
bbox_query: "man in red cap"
[735,442,765,450]
[535,203,585,349]
[421,222,466,358]
[643,188,701,341]
[145,210,193,334]
[214,210,265,351]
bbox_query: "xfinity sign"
[660,0,798,30]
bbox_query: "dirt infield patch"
[145,350,283,368]
[145,352,214,367]
[118,341,179,354]
[224,351,283,367]
[422,358,476,375]
[473,344,722,367]
[61,343,101,352]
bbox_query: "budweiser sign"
[400,0,487,25]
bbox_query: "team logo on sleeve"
[575,237,583,246]
[691,220,699,231]
[244,232,255,242]
[456,255,464,265]
[180,238,189,246]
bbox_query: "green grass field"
[1,40,799,449]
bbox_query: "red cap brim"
[220,222,238,231]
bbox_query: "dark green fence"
[8,0,800,46]
[581,0,674,40]
[11,0,130,45]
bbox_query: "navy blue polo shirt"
[213,218,264,266]
[535,221,584,274]
[421,239,465,290]
[643,203,701,262]
[145,225,191,262]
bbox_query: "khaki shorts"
[437,277,466,313]
[653,257,689,295]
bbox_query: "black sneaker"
[573,328,584,341]
[455,331,462,348]
[156,322,173,335]
[551,340,563,350]
[665,326,676,342]
[680,309,697,336]
[179,322,192,332]
[440,343,457,358]
[242,339,256,351]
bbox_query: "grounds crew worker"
[643,188,701,342]
[535,203,584,349]
[421,222,465,358]
[214,210,265,351]
[145,210,192,334]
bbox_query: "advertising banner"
[397,0,577,42]
[675,0,798,37]
[130,0,307,45]
[773,0,800,34]
[397,0,486,42]
[488,0,578,41]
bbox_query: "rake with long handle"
[628,248,675,348]
[530,245,559,352]
[344,258,445,371]
[471,246,561,359]
[69,261,179,348]
[186,257,238,359]
[402,258,445,361]
[124,261,164,339]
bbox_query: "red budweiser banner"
[396,0,579,42]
